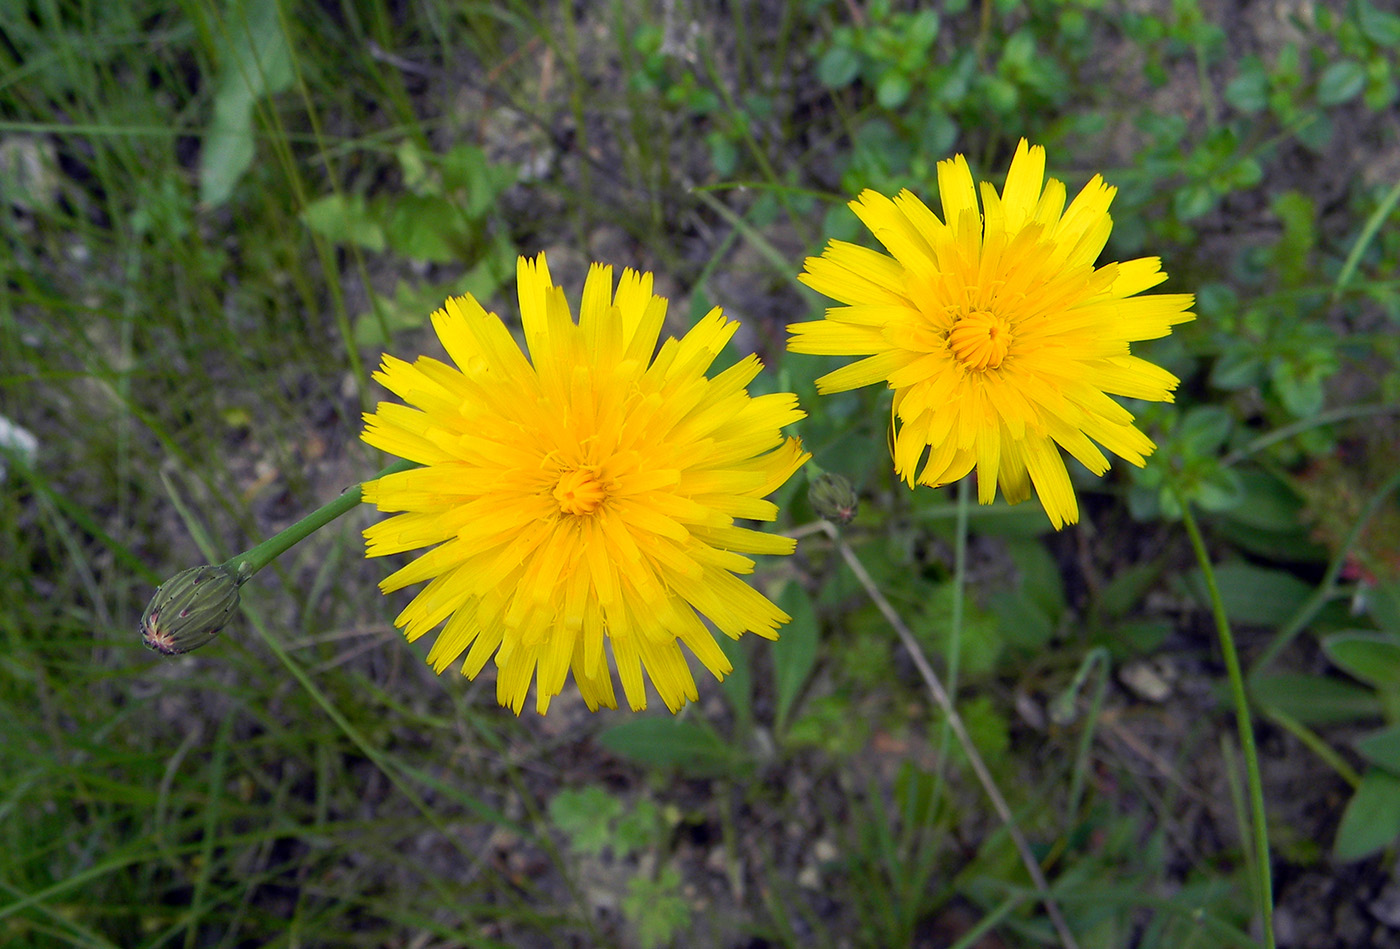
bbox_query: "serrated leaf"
[1251,673,1382,725]
[1335,769,1400,861]
[622,867,691,949]
[548,786,622,857]
[598,717,740,778]
[1323,631,1400,689]
[772,583,818,734]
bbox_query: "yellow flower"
[788,140,1194,529]
[361,254,809,715]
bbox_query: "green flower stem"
[1179,498,1275,949]
[819,520,1081,949]
[221,458,417,580]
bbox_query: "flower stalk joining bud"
[140,457,416,656]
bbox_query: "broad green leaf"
[772,583,818,733]
[1369,581,1400,633]
[598,717,740,778]
[1181,563,1312,627]
[1335,769,1400,861]
[991,539,1063,650]
[817,46,861,89]
[1096,562,1163,621]
[1178,406,1233,454]
[300,194,385,251]
[441,144,518,218]
[1224,64,1269,113]
[1222,469,1304,533]
[1317,61,1367,106]
[1357,724,1400,774]
[1209,518,1328,564]
[1323,631,1400,689]
[200,0,295,207]
[1359,0,1400,47]
[1251,673,1382,725]
[384,195,468,263]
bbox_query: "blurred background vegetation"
[2,0,1399,946]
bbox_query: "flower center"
[947,310,1013,370]
[553,467,607,515]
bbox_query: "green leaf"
[300,194,385,251]
[1359,0,1400,47]
[1096,562,1164,622]
[622,866,691,949]
[384,195,468,263]
[1173,183,1216,221]
[1224,61,1269,112]
[1193,466,1245,513]
[1323,631,1400,689]
[1180,562,1312,627]
[992,538,1064,650]
[1222,469,1304,533]
[1178,406,1233,455]
[1356,724,1400,774]
[772,583,819,734]
[876,72,912,109]
[440,144,517,218]
[1210,348,1264,390]
[1335,769,1400,861]
[1317,60,1367,106]
[598,717,741,778]
[1369,581,1400,633]
[548,786,622,857]
[613,798,662,857]
[717,633,752,728]
[1272,359,1325,417]
[817,46,861,89]
[1251,673,1382,725]
[199,0,295,207]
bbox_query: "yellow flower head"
[361,254,809,715]
[788,140,1195,529]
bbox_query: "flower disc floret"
[361,254,809,714]
[787,139,1195,528]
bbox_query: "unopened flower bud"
[808,473,859,524]
[141,564,243,655]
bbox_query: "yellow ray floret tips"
[361,254,810,715]
[788,139,1194,528]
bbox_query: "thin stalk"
[1179,499,1275,948]
[1262,705,1361,789]
[1220,403,1399,468]
[934,478,970,779]
[223,459,416,579]
[819,521,1081,949]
